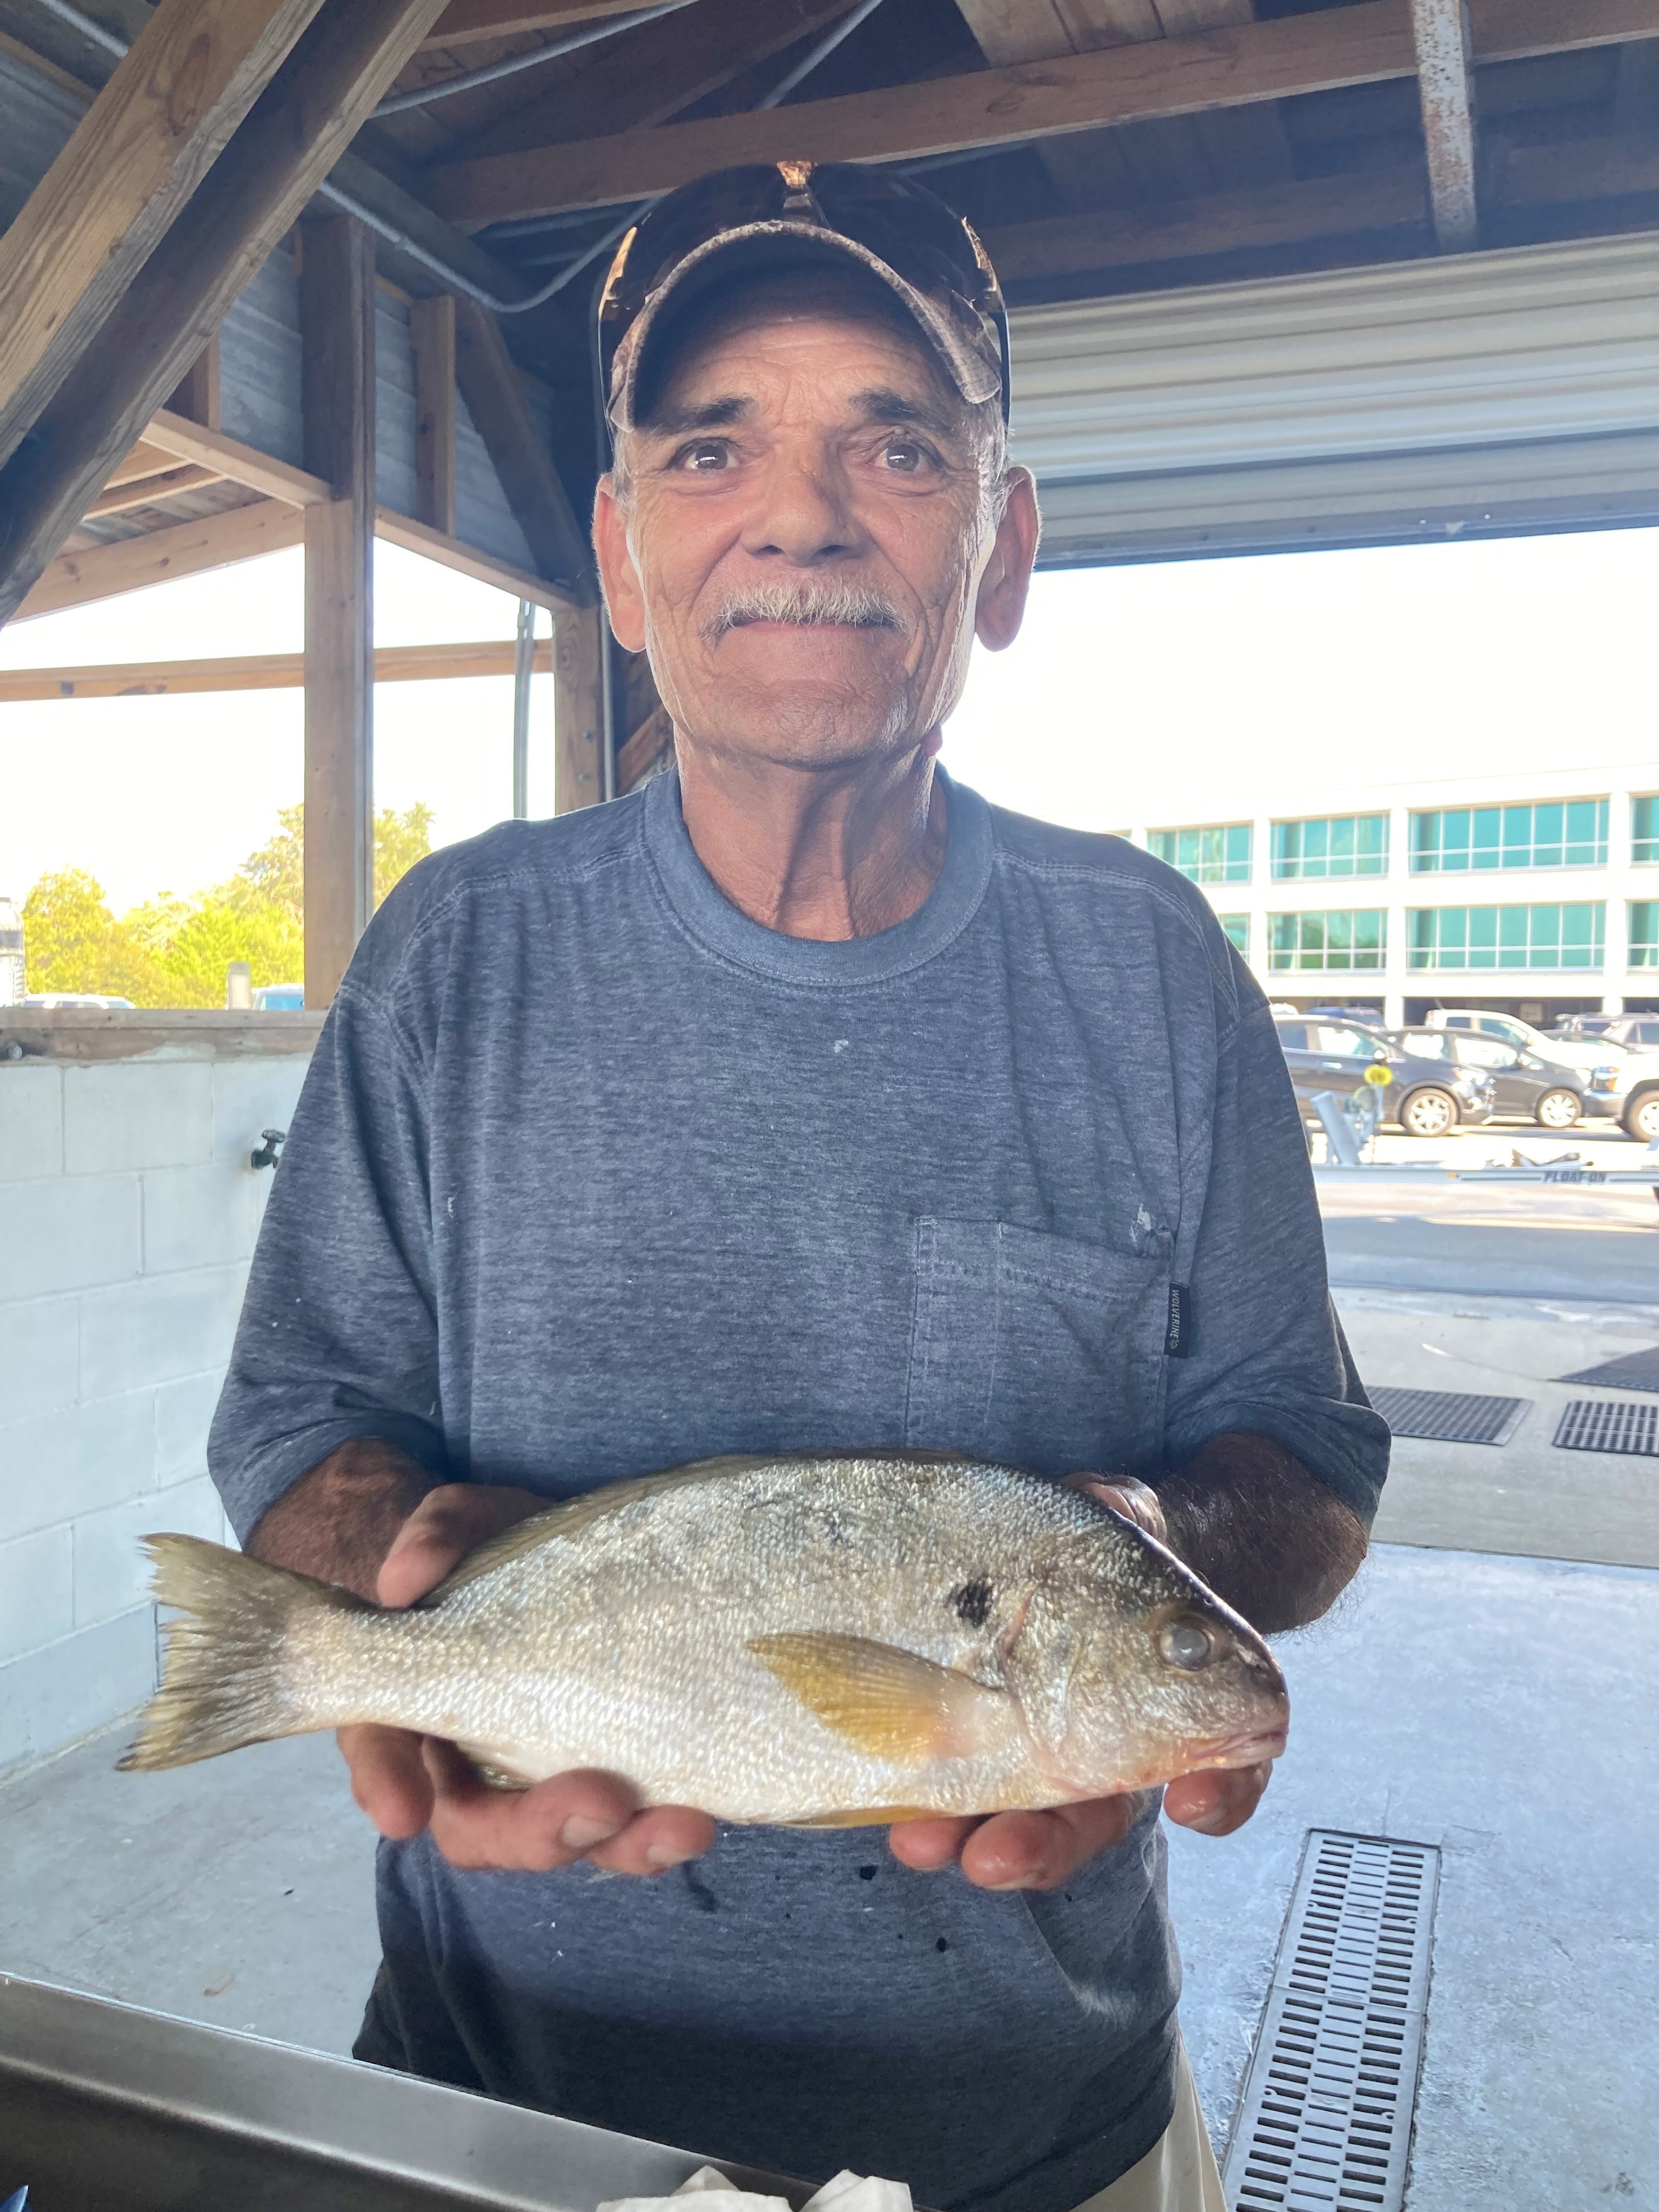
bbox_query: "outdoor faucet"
[250,1128,286,1171]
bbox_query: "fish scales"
[122,1453,1290,1824]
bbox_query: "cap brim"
[610,220,1003,433]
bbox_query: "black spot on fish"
[681,1865,720,1915]
[858,1864,878,1881]
[936,1937,950,1953]
[950,1577,994,1628]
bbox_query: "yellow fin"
[747,1633,1003,1763]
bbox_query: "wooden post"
[410,294,457,536]
[553,600,605,815]
[302,215,376,1008]
[166,331,222,429]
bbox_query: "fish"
[120,1452,1289,1825]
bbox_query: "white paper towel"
[596,2163,913,2211]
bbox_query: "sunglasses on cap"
[597,161,1010,435]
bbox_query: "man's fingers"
[583,1804,718,1876]
[338,1724,433,1840]
[886,1815,982,1872]
[376,1483,547,1609]
[1164,1760,1274,1837]
[959,1796,1137,1891]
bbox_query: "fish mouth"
[1181,1724,1290,1771]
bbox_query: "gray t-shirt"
[210,770,1386,2212]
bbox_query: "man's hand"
[252,1457,718,1878]
[885,1471,1275,1890]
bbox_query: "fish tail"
[119,1534,367,1772]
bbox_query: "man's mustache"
[700,582,907,642]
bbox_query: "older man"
[211,163,1386,2212]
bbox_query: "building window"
[1148,823,1251,884]
[1409,800,1608,873]
[1218,914,1249,956]
[1634,797,1659,865]
[1271,814,1388,879]
[1409,903,1605,970]
[1632,903,1659,969]
[1268,910,1386,971]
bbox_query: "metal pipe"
[370,0,698,120]
[29,0,125,58]
[755,0,885,110]
[511,599,535,817]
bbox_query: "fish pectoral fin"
[747,1633,1004,1763]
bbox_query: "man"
[210,162,1386,2212]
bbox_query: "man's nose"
[742,449,864,565]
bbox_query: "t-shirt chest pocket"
[902,1217,1169,1478]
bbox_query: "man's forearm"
[1157,1431,1368,1634]
[246,1438,441,1601]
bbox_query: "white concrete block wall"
[0,1050,311,1772]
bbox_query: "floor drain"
[1556,1346,1659,1395]
[1369,1386,1530,1446]
[1222,1830,1440,2212]
[1553,1398,1659,1455]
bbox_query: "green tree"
[22,870,169,1003]
[22,802,436,1005]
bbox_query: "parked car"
[1583,1048,1659,1141]
[252,983,305,1011]
[1274,1017,1493,1138]
[1391,1028,1602,1127]
[1596,1013,1659,1051]
[1547,1012,1622,1041]
[22,992,135,1009]
[1422,1007,1620,1076]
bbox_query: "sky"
[1,525,1656,915]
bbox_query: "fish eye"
[1159,1617,1220,1671]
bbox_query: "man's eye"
[882,440,929,472]
[679,441,732,472]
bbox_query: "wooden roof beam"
[428,0,1659,224]
[0,640,554,703]
[1410,0,1479,249]
[0,0,453,629]
[453,296,595,599]
[14,501,308,621]
[420,0,671,52]
[0,0,330,475]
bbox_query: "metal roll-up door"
[1009,233,1659,567]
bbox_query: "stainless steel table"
[0,1973,812,2210]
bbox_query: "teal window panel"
[1267,910,1386,970]
[1218,913,1250,955]
[1409,903,1605,969]
[1634,797,1659,865]
[1149,823,1252,884]
[1271,814,1387,880]
[1632,901,1659,967]
[1410,800,1608,873]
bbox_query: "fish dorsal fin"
[427,1457,778,1599]
[747,1633,1006,1764]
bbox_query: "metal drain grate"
[1553,1398,1659,1455]
[1557,1346,1659,1395]
[1369,1385,1530,1446]
[1222,1830,1440,2212]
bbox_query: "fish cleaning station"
[2,1,1657,2207]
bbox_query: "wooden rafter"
[15,501,307,621]
[0,0,329,475]
[0,0,452,629]
[143,407,330,505]
[448,0,854,163]
[453,297,595,597]
[374,508,573,610]
[410,294,459,534]
[0,639,553,703]
[84,464,225,517]
[1410,0,1479,249]
[428,0,1659,224]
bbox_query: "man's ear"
[593,476,648,653]
[974,469,1040,653]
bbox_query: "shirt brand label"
[1165,1284,1192,1358]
